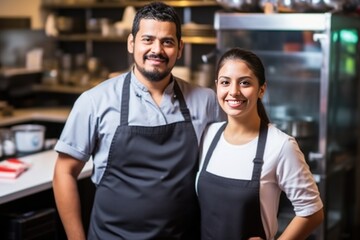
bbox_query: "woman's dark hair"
[132,2,182,45]
[216,48,270,124]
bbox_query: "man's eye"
[142,38,151,43]
[163,40,175,46]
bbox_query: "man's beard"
[135,54,172,82]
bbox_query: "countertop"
[0,108,90,205]
[0,150,93,204]
[0,107,71,127]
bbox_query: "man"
[52,2,223,239]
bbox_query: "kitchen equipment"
[216,0,263,12]
[0,208,57,240]
[87,18,101,33]
[182,22,216,38]
[194,63,215,88]
[11,124,46,153]
[56,16,74,33]
[56,15,83,34]
[273,116,316,138]
[172,66,191,82]
[0,68,43,108]
[0,128,16,157]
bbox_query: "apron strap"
[120,73,192,126]
[173,79,191,122]
[201,122,227,172]
[251,121,268,181]
[120,72,131,126]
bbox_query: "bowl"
[11,124,46,153]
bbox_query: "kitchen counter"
[0,150,93,204]
[0,107,71,127]
[0,107,91,205]
[32,83,92,94]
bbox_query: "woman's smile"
[226,99,247,108]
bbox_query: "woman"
[196,48,324,240]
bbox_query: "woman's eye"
[219,80,229,85]
[240,80,250,86]
[241,81,249,85]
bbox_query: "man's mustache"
[144,54,169,62]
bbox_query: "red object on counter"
[0,158,31,179]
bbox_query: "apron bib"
[198,121,268,240]
[88,73,200,240]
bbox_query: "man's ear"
[127,34,134,54]
[177,39,184,59]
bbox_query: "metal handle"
[201,48,219,63]
[308,151,324,172]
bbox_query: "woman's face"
[216,59,266,120]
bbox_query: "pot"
[273,116,316,138]
[11,124,46,153]
[289,119,316,138]
[216,0,262,12]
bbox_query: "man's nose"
[151,40,163,54]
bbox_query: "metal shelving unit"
[41,0,220,71]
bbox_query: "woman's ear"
[259,82,267,99]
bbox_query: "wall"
[0,0,43,29]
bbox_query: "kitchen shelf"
[53,34,128,42]
[42,0,221,72]
[41,1,219,9]
[32,83,92,94]
[52,34,216,44]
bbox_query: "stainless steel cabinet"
[215,12,360,240]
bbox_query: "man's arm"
[53,152,87,240]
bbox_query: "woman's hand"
[248,237,264,240]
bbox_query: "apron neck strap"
[120,73,191,126]
[251,121,268,181]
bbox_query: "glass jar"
[0,128,16,157]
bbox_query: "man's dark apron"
[198,121,268,240]
[88,73,200,239]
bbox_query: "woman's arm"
[277,208,324,240]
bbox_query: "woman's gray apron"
[198,121,268,240]
[88,73,200,239]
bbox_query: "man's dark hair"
[132,2,182,44]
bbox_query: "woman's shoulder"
[267,123,300,150]
[199,121,226,150]
[268,123,295,141]
[208,121,227,132]
[202,121,226,140]
[267,123,304,160]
